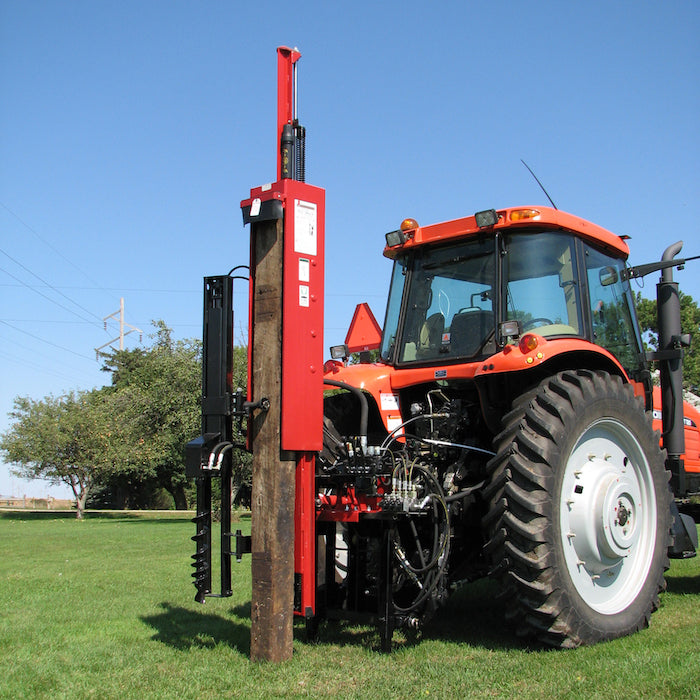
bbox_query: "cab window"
[584,244,642,373]
[504,233,582,336]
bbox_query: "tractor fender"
[474,335,630,381]
[323,362,399,435]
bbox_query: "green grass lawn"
[1,511,698,699]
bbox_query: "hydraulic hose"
[323,378,368,449]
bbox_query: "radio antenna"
[521,159,558,210]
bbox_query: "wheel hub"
[560,417,657,614]
[567,456,642,573]
[599,471,640,560]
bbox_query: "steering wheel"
[523,317,554,331]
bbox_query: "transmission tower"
[95,297,143,358]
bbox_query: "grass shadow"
[232,602,251,619]
[419,578,526,651]
[305,618,394,651]
[293,578,525,653]
[666,573,700,595]
[142,602,251,655]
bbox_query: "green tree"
[0,390,117,518]
[99,321,202,510]
[635,290,700,391]
[2,321,252,513]
[98,321,251,510]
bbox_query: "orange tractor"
[318,206,699,648]
[187,47,698,651]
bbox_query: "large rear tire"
[483,370,671,647]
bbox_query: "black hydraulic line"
[408,518,428,571]
[207,441,232,468]
[444,481,486,503]
[391,464,451,615]
[399,465,449,574]
[323,378,368,443]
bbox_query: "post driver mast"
[186,46,325,662]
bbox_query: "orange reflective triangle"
[345,303,382,353]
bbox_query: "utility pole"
[95,297,143,358]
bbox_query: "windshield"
[504,233,582,336]
[380,238,496,363]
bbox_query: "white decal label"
[299,257,310,282]
[380,393,400,411]
[294,199,317,256]
[387,417,403,433]
[299,284,310,307]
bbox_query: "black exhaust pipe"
[656,241,687,496]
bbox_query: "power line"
[0,325,96,373]
[0,282,200,294]
[0,251,103,325]
[0,319,97,325]
[0,265,98,325]
[0,347,86,386]
[0,199,118,303]
[0,320,94,360]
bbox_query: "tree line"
[1,293,698,519]
[635,290,700,394]
[0,322,249,518]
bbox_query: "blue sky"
[1,1,698,497]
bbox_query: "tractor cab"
[380,208,644,381]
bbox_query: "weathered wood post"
[247,216,297,661]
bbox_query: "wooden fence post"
[248,216,296,662]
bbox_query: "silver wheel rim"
[560,417,657,615]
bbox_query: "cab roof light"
[385,229,407,247]
[475,209,499,228]
[509,208,541,222]
[386,218,419,247]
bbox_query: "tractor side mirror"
[599,266,619,287]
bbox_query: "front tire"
[484,370,671,647]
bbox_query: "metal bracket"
[646,349,684,362]
[234,529,252,562]
[243,397,270,414]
